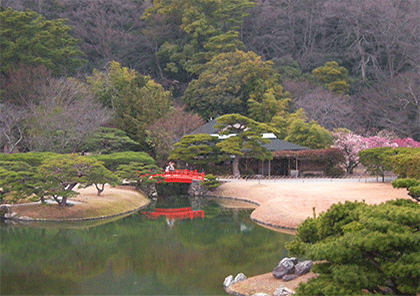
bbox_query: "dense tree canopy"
[87,61,172,150]
[142,0,254,81]
[1,0,420,158]
[0,151,156,204]
[183,50,287,120]
[78,127,141,154]
[312,61,350,94]
[0,7,84,76]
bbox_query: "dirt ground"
[217,180,411,230]
[8,185,150,220]
[217,180,412,295]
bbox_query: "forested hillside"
[1,0,419,159]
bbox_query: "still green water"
[1,197,293,295]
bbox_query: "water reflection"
[1,195,294,295]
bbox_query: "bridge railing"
[141,169,205,182]
[164,169,205,180]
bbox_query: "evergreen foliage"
[215,114,275,176]
[359,147,394,181]
[87,61,172,150]
[115,162,162,189]
[89,151,156,172]
[312,61,350,94]
[142,0,254,78]
[37,154,118,205]
[0,7,84,76]
[182,51,286,120]
[78,127,141,154]
[288,199,420,295]
[169,134,226,171]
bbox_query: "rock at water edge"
[223,275,234,287]
[277,257,298,266]
[233,273,247,284]
[295,260,313,276]
[273,258,296,279]
[282,274,298,282]
[274,285,295,296]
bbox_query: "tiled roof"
[190,119,309,151]
[189,119,219,135]
[262,138,308,151]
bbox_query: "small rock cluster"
[251,285,295,296]
[272,257,313,281]
[223,273,247,288]
[223,272,296,296]
[224,257,313,296]
[188,179,207,196]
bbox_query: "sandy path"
[217,180,411,231]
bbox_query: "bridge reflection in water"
[142,207,205,221]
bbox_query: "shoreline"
[215,180,411,231]
[4,185,151,222]
[214,180,412,295]
[3,180,412,295]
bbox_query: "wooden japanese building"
[191,119,330,177]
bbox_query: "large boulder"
[282,274,298,282]
[273,258,296,279]
[295,260,313,276]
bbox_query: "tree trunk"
[59,196,67,207]
[94,183,105,196]
[232,156,241,177]
[53,195,67,207]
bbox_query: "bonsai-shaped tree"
[215,114,275,177]
[38,154,118,206]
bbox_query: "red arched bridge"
[143,169,205,184]
[142,207,205,220]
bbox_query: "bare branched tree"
[0,103,27,153]
[146,106,205,163]
[284,80,356,131]
[354,72,420,140]
[27,77,112,153]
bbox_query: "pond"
[1,195,294,295]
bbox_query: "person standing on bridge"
[165,161,175,172]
